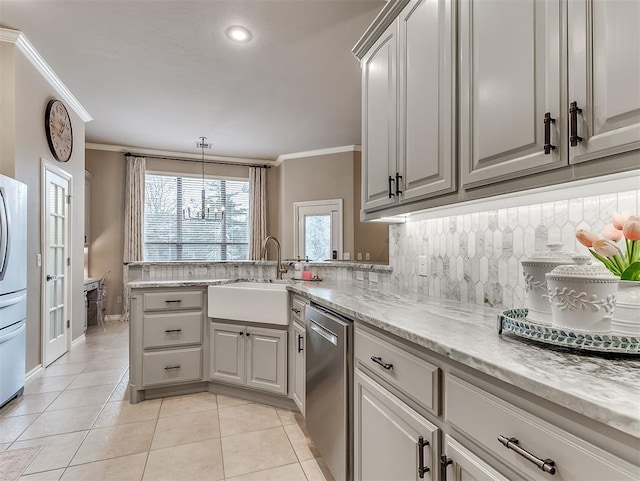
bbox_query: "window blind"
[144,173,249,261]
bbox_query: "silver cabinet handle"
[498,435,556,475]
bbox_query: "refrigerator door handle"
[0,187,9,280]
[0,291,27,309]
[0,322,25,344]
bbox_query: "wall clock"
[45,99,73,162]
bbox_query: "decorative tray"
[498,309,640,356]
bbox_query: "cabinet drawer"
[446,376,638,481]
[143,347,202,387]
[355,327,439,415]
[143,290,202,311]
[143,311,202,349]
[290,296,307,324]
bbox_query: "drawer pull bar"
[164,365,181,370]
[370,356,393,370]
[297,334,304,353]
[164,329,182,333]
[440,456,453,481]
[498,435,556,475]
[164,299,183,304]
[291,308,301,315]
[416,436,430,478]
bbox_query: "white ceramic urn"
[546,255,619,333]
[521,243,576,324]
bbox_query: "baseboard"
[25,365,43,383]
[71,334,86,348]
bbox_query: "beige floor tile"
[18,468,65,481]
[151,410,220,450]
[66,369,124,390]
[221,427,297,478]
[142,439,224,481]
[107,382,130,403]
[50,351,93,365]
[0,414,39,443]
[215,394,253,409]
[284,422,320,462]
[45,385,114,412]
[70,420,155,465]
[24,375,77,395]
[276,408,300,426]
[61,452,147,481]
[159,392,217,418]
[218,403,281,437]
[0,442,10,451]
[226,463,307,481]
[300,458,334,481]
[82,358,129,374]
[89,349,130,362]
[0,392,61,418]
[10,431,87,474]
[18,405,102,440]
[42,363,86,378]
[94,400,161,428]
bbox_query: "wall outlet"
[365,252,370,260]
[343,252,351,261]
[356,271,364,281]
[419,255,428,276]
[369,272,378,283]
[357,253,362,261]
[116,296,122,304]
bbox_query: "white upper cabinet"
[362,20,398,212]
[460,0,565,188]
[398,0,456,201]
[568,0,640,164]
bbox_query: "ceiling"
[1,0,384,161]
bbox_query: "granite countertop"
[126,260,392,272]
[287,282,640,439]
[127,277,640,438]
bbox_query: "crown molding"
[0,28,92,122]
[352,0,410,60]
[275,145,361,166]
[85,142,275,166]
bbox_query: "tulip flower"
[576,229,599,248]
[602,224,623,242]
[612,211,632,230]
[623,217,640,241]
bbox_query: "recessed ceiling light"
[226,26,252,43]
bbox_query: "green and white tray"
[498,309,640,356]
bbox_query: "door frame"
[41,158,73,366]
[293,199,344,260]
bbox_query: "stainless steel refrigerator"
[0,174,28,408]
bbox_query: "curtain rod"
[124,152,271,169]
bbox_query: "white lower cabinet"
[442,435,510,481]
[210,321,287,395]
[354,369,439,481]
[292,320,305,415]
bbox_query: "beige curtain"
[249,166,267,260]
[122,155,146,321]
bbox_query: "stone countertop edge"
[126,260,392,272]
[286,283,640,440]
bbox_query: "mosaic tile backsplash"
[389,190,640,309]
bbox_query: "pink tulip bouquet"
[576,212,640,281]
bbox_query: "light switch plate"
[419,255,428,276]
[357,253,362,261]
[343,252,351,261]
[365,252,370,260]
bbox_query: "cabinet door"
[210,322,245,386]
[246,326,287,394]
[568,0,640,164]
[362,20,398,212]
[443,435,510,481]
[354,369,439,481]
[398,0,456,201]
[292,321,305,415]
[460,0,564,188]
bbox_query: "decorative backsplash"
[390,189,640,309]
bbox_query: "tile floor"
[0,321,332,481]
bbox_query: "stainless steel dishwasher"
[305,303,353,481]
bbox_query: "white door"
[246,326,287,395]
[354,369,439,481]
[295,200,343,261]
[43,166,71,366]
[460,0,565,187]
[568,0,640,164]
[398,0,456,201]
[210,322,245,386]
[362,20,398,212]
[292,321,305,415]
[443,435,510,481]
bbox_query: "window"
[294,199,343,261]
[144,173,249,261]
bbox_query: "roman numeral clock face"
[45,99,73,162]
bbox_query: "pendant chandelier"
[183,136,212,220]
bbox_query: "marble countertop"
[287,282,640,439]
[126,260,392,272]
[128,277,640,438]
